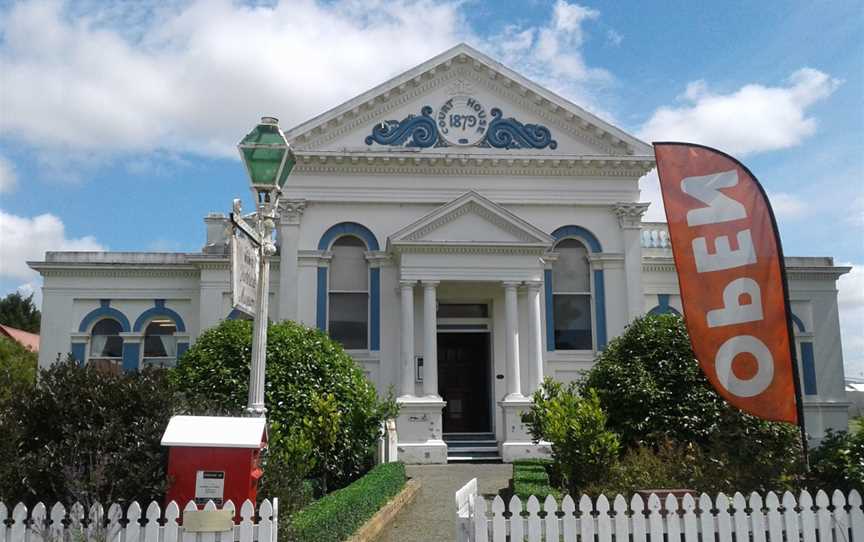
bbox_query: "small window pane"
[92,319,122,336]
[144,320,177,358]
[330,236,367,291]
[553,294,592,350]
[553,239,590,292]
[91,319,123,358]
[437,304,489,318]
[329,292,368,349]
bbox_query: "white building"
[30,44,850,462]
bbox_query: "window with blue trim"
[551,238,593,350]
[142,319,178,369]
[89,318,123,373]
[328,236,369,349]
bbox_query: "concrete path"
[377,463,512,542]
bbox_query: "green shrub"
[512,460,559,499]
[808,429,864,493]
[0,335,37,403]
[583,441,703,497]
[523,379,619,495]
[582,314,802,493]
[172,319,397,490]
[0,358,177,504]
[288,462,406,542]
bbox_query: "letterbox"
[161,416,267,509]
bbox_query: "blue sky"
[0,0,861,372]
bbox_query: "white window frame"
[551,238,596,352]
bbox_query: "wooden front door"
[437,332,491,433]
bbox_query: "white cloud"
[0,0,616,163]
[839,264,864,379]
[767,192,807,220]
[638,68,840,156]
[0,210,105,282]
[0,156,16,193]
[606,29,623,46]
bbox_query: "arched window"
[328,236,369,349]
[142,319,178,369]
[551,238,593,350]
[89,318,123,372]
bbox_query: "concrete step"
[445,440,498,449]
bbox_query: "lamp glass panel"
[239,124,288,187]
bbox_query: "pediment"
[286,44,652,158]
[388,191,554,249]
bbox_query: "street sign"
[230,225,259,317]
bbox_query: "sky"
[0,0,861,375]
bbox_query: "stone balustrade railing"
[641,222,671,249]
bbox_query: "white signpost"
[230,225,260,317]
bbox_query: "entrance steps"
[444,433,501,462]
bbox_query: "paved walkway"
[377,463,512,542]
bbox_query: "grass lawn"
[511,460,561,500]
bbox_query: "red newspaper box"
[161,416,267,509]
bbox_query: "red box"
[161,416,267,510]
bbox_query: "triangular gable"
[388,191,555,249]
[286,43,652,157]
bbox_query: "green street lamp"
[235,116,295,416]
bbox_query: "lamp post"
[237,116,296,416]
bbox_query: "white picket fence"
[455,478,863,542]
[0,498,278,542]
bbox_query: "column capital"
[523,280,543,292]
[502,281,522,289]
[399,280,417,290]
[278,199,307,225]
[421,280,440,288]
[613,202,650,229]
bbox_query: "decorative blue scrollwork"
[365,106,438,148]
[486,108,557,150]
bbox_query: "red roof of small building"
[0,324,39,352]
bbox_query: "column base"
[395,396,448,464]
[499,398,551,463]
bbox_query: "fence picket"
[850,490,864,542]
[182,501,198,542]
[596,495,611,542]
[800,491,817,542]
[681,494,698,542]
[10,503,26,542]
[491,496,506,542]
[732,492,750,542]
[815,491,832,542]
[49,502,65,542]
[579,495,595,542]
[0,502,7,542]
[613,495,629,542]
[87,502,104,542]
[749,492,766,542]
[236,500,253,542]
[526,496,541,542]
[698,494,715,542]
[259,499,275,542]
[474,496,489,542]
[544,495,559,542]
[144,501,161,542]
[782,492,801,542]
[510,496,524,542]
[199,500,218,542]
[630,494,646,542]
[765,492,782,542]
[107,502,123,542]
[647,493,663,542]
[125,501,142,542]
[30,502,46,542]
[222,501,237,542]
[665,494,681,542]
[832,490,850,542]
[716,493,733,542]
[561,496,576,542]
[164,501,181,542]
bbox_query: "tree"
[0,335,37,403]
[171,319,397,490]
[0,291,41,333]
[582,313,802,493]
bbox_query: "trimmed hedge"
[288,462,406,542]
[512,460,559,500]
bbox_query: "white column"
[526,281,544,394]
[615,202,649,321]
[400,280,416,397]
[422,281,440,398]
[277,200,306,321]
[503,281,523,400]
